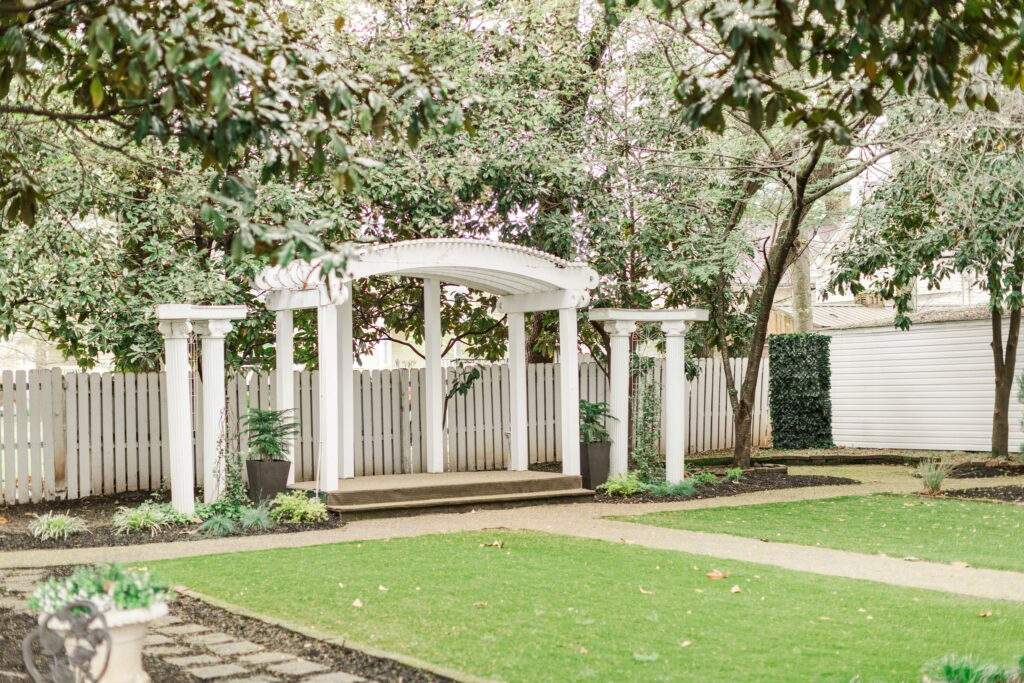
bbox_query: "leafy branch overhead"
[0,0,476,263]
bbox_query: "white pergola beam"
[589,308,710,323]
[423,279,444,473]
[558,308,581,476]
[156,304,247,321]
[496,290,591,314]
[507,312,528,471]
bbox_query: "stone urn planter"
[44,603,169,683]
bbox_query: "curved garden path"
[4,465,1024,602]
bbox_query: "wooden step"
[327,487,594,515]
[320,472,584,507]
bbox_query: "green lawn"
[150,530,1024,682]
[615,494,1024,572]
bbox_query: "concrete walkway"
[4,467,1024,603]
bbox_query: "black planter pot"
[580,442,611,490]
[246,460,292,503]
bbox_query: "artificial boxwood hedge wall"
[768,333,834,449]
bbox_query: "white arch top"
[255,238,599,311]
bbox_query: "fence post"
[50,369,66,498]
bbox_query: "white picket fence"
[0,358,770,505]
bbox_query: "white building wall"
[825,319,1024,452]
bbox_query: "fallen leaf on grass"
[337,583,345,589]
[978,611,993,618]
[378,585,388,592]
[706,569,729,580]
[620,538,635,544]
[950,561,971,568]
[639,586,654,594]
[758,538,770,543]
[579,647,588,655]
[352,598,363,608]
[730,585,742,594]
[481,540,504,548]
[680,641,692,648]
[694,589,704,594]
[474,602,488,607]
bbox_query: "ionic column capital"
[602,320,637,337]
[157,320,192,340]
[661,320,689,337]
[193,319,235,339]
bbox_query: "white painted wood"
[298,370,313,481]
[66,375,79,500]
[603,320,634,477]
[410,369,423,473]
[662,321,687,483]
[506,312,528,471]
[310,370,321,482]
[88,373,102,496]
[29,372,43,502]
[137,374,151,492]
[159,320,195,514]
[195,320,233,502]
[423,278,444,473]
[157,372,170,491]
[124,373,138,492]
[353,370,366,475]
[15,371,29,502]
[2,371,14,503]
[146,373,161,490]
[47,370,63,499]
[113,373,126,494]
[275,310,295,483]
[558,308,580,476]
[338,286,355,479]
[496,289,591,314]
[316,304,341,490]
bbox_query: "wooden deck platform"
[291,470,593,516]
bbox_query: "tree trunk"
[733,401,754,467]
[791,237,814,333]
[991,305,1021,458]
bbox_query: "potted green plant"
[241,407,300,502]
[579,400,614,490]
[28,564,171,683]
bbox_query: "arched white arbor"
[255,239,599,492]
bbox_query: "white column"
[423,279,444,473]
[338,284,355,479]
[663,320,689,484]
[603,320,636,478]
[274,310,295,484]
[316,304,340,490]
[507,312,528,471]
[158,320,195,515]
[194,320,233,503]
[558,308,581,476]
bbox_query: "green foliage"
[630,356,662,477]
[29,564,170,614]
[597,472,647,496]
[923,654,1024,683]
[112,501,193,536]
[724,468,744,483]
[239,505,273,532]
[642,479,697,499]
[198,514,238,537]
[690,472,717,486]
[768,334,834,450]
[920,460,953,495]
[218,449,249,509]
[268,491,328,526]
[579,400,613,444]
[242,408,299,462]
[28,512,88,541]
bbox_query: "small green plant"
[919,459,953,495]
[724,468,744,482]
[630,355,662,478]
[29,564,171,614]
[198,514,238,537]
[579,400,614,444]
[112,501,192,536]
[642,479,697,498]
[28,512,88,541]
[239,504,273,531]
[923,654,1023,682]
[690,472,717,486]
[218,448,249,507]
[597,472,646,496]
[269,491,328,525]
[241,408,300,461]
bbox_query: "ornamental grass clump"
[269,491,328,525]
[29,564,171,614]
[597,472,646,496]
[113,501,193,536]
[920,459,953,495]
[923,653,1023,682]
[28,512,88,541]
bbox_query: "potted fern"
[242,407,300,502]
[28,564,170,683]
[579,400,614,490]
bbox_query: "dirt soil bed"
[941,486,1024,503]
[949,462,1024,479]
[0,490,343,552]
[595,471,860,504]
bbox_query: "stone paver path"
[1,569,369,683]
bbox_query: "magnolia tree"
[830,98,1024,457]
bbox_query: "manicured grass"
[616,494,1024,572]
[150,531,1024,682]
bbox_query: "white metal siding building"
[824,317,1024,452]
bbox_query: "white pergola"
[254,239,599,491]
[589,308,710,484]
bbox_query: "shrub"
[643,479,697,498]
[198,514,238,537]
[579,400,613,444]
[630,356,662,477]
[597,472,646,496]
[269,491,328,525]
[29,564,171,614]
[28,512,88,541]
[923,654,1023,682]
[920,459,953,495]
[724,467,744,482]
[242,408,300,461]
[768,333,834,449]
[239,504,273,531]
[112,501,192,536]
[690,472,717,486]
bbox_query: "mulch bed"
[174,594,452,682]
[949,462,1024,479]
[595,470,860,504]
[941,486,1024,503]
[0,490,343,552]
